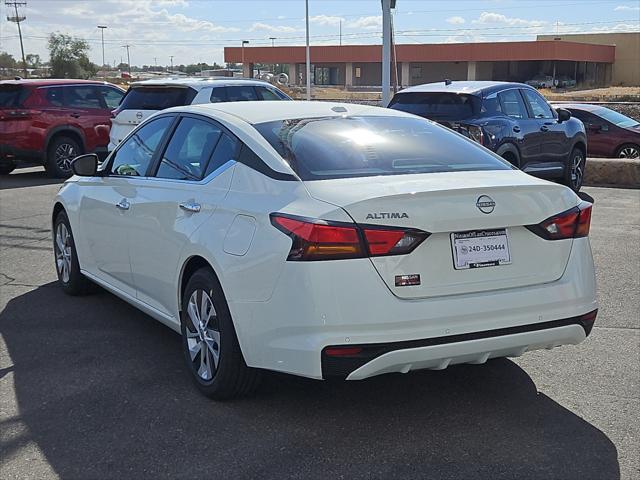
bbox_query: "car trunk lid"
[304,170,578,299]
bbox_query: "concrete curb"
[584,158,639,188]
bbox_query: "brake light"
[526,202,592,240]
[270,213,429,261]
[324,346,363,357]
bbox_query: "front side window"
[155,117,222,180]
[226,86,258,101]
[110,116,173,176]
[45,87,64,107]
[497,90,527,119]
[65,86,103,109]
[255,115,512,181]
[522,89,554,119]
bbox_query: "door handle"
[512,126,521,133]
[179,201,201,213]
[540,125,549,132]
[70,113,81,118]
[115,199,130,211]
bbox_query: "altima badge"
[476,195,495,214]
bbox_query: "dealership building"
[224,32,639,88]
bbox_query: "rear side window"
[497,90,528,119]
[119,86,197,110]
[388,92,480,120]
[156,117,222,180]
[65,86,103,109]
[110,116,173,176]
[209,87,228,103]
[204,133,238,177]
[45,88,64,107]
[255,115,511,181]
[226,86,258,101]
[0,85,29,107]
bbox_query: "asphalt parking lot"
[0,168,638,480]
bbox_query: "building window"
[411,66,422,79]
[355,67,361,78]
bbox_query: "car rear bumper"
[228,237,598,380]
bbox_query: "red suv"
[0,79,125,177]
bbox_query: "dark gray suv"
[388,81,587,191]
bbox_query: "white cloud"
[472,12,546,27]
[347,15,382,30]
[446,16,466,25]
[249,22,299,33]
[614,5,640,12]
[309,15,345,27]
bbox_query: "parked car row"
[525,74,576,89]
[0,77,291,177]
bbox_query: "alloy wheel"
[55,143,77,173]
[571,152,584,190]
[185,289,221,381]
[54,223,72,283]
[619,146,639,159]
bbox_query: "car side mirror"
[556,108,571,123]
[71,154,99,177]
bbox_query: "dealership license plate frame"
[451,229,512,270]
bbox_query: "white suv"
[108,77,291,151]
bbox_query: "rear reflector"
[271,213,429,261]
[526,202,592,240]
[324,346,363,357]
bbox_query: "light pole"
[169,55,174,72]
[305,0,310,100]
[269,37,276,73]
[241,40,249,77]
[97,25,107,80]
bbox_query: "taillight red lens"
[271,214,430,261]
[324,347,363,357]
[271,215,363,260]
[527,202,592,240]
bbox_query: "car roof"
[0,79,116,87]
[396,80,530,96]
[549,103,604,112]
[166,100,412,124]
[129,77,273,91]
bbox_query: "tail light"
[270,213,429,261]
[526,202,592,240]
[458,124,484,145]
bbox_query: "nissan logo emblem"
[476,195,495,214]
[136,111,143,120]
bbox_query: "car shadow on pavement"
[0,284,620,480]
[0,170,64,190]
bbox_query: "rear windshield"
[254,115,512,180]
[119,86,197,110]
[0,85,29,108]
[388,92,480,120]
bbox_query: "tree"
[48,33,97,79]
[0,51,16,69]
[25,53,41,68]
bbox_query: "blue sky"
[0,0,638,66]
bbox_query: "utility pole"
[305,0,310,100]
[339,19,342,46]
[122,44,131,77]
[97,25,107,80]
[169,55,174,72]
[6,1,27,78]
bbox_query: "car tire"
[180,267,262,400]
[46,136,82,178]
[53,211,92,295]
[616,143,639,159]
[0,159,16,175]
[562,147,586,192]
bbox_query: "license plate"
[451,229,511,270]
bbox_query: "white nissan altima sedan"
[52,101,598,399]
